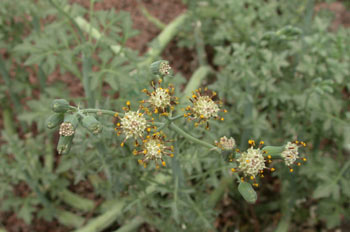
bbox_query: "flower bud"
[52,99,70,113]
[46,113,64,129]
[150,60,171,77]
[57,135,74,155]
[81,115,102,135]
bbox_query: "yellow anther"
[170,146,174,151]
[192,94,197,99]
[290,168,294,173]
[126,101,130,106]
[231,168,236,172]
[267,155,272,159]
[143,149,147,154]
[250,176,254,180]
[260,174,264,178]
[297,162,301,166]
[260,141,264,145]
[162,161,166,167]
[295,140,299,144]
[241,177,245,182]
[170,154,174,157]
[138,113,142,116]
[117,123,120,127]
[133,150,138,155]
[154,109,158,114]
[200,115,204,119]
[220,117,224,121]
[246,160,250,163]
[223,109,227,113]
[120,142,124,147]
[138,159,143,165]
[303,158,307,162]
[143,163,147,168]
[253,183,259,187]
[271,168,275,172]
[114,113,119,117]
[147,128,151,132]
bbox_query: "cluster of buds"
[215,136,236,150]
[184,88,226,129]
[47,99,103,155]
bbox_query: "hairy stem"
[169,122,219,151]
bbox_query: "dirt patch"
[315,2,350,30]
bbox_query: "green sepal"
[63,114,79,129]
[81,115,102,135]
[238,182,257,204]
[46,113,64,129]
[262,146,284,158]
[57,135,74,155]
[52,99,70,113]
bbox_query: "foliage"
[0,0,349,231]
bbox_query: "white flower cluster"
[59,122,75,136]
[149,88,171,109]
[159,62,171,75]
[143,138,165,161]
[281,142,299,166]
[237,147,266,177]
[216,136,236,150]
[120,111,147,139]
[192,96,219,120]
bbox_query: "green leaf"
[238,182,257,204]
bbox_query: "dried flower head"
[215,136,236,150]
[115,102,148,146]
[184,88,226,128]
[134,132,174,169]
[141,80,178,116]
[281,141,307,172]
[59,122,75,136]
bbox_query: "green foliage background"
[0,0,349,231]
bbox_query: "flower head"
[59,122,75,136]
[281,141,307,172]
[184,88,226,128]
[115,102,148,146]
[141,80,178,116]
[237,147,266,177]
[134,132,174,169]
[215,136,236,150]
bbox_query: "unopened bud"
[52,99,70,113]
[57,135,74,155]
[81,115,102,135]
[46,113,64,129]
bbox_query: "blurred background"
[0,0,349,231]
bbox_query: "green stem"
[113,217,145,232]
[139,5,165,29]
[56,209,85,228]
[81,108,118,117]
[169,122,219,151]
[142,12,189,65]
[74,200,126,232]
[168,114,184,121]
[207,176,232,208]
[58,189,95,212]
